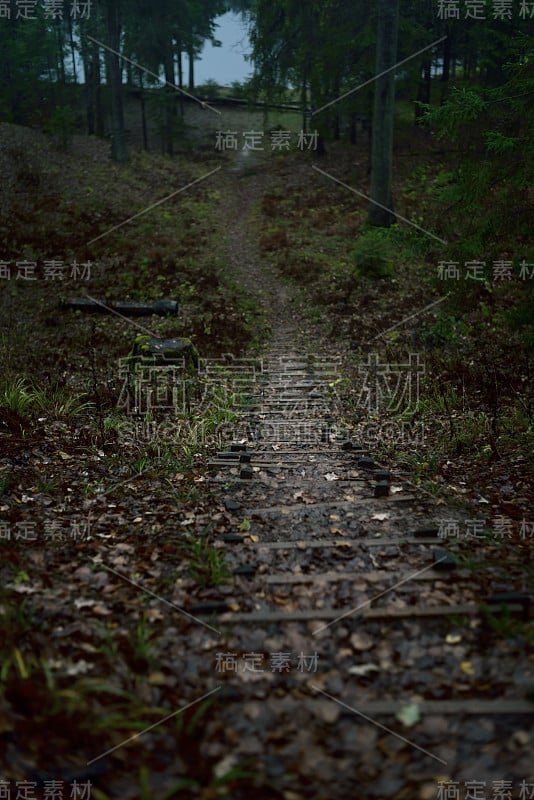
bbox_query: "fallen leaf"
[348,663,379,676]
[145,609,164,622]
[396,703,420,727]
[274,596,289,606]
[311,699,340,724]
[460,661,474,675]
[65,660,93,677]
[91,604,112,617]
[350,632,374,652]
[148,672,168,686]
[74,598,96,609]
[8,584,38,594]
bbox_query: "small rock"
[374,481,390,498]
[413,527,439,538]
[224,498,241,511]
[419,784,437,800]
[465,719,495,743]
[510,730,530,748]
[374,470,391,481]
[265,755,286,778]
[432,549,456,570]
[233,565,256,577]
[350,632,374,651]
[325,675,344,694]
[311,699,340,724]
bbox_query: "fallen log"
[61,297,178,317]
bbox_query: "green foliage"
[418,314,469,347]
[45,105,77,149]
[197,79,221,97]
[0,377,35,416]
[229,79,250,99]
[419,33,534,253]
[0,474,10,497]
[485,130,518,154]
[181,531,230,587]
[350,228,395,279]
[503,281,534,350]
[480,604,534,643]
[420,87,486,142]
[0,377,94,420]
[131,617,158,670]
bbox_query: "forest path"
[179,150,534,797]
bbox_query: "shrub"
[350,228,395,279]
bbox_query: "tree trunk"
[301,73,307,134]
[138,69,148,150]
[368,0,399,227]
[105,0,128,162]
[177,44,183,88]
[440,27,452,104]
[415,54,431,123]
[93,37,104,137]
[68,14,77,84]
[56,20,66,85]
[188,41,195,92]
[177,43,184,117]
[310,82,327,156]
[163,42,176,156]
[349,112,356,145]
[80,30,94,133]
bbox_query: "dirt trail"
[1,122,532,799]
[218,148,297,335]
[181,155,534,797]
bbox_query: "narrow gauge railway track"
[186,335,534,797]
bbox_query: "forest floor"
[0,112,533,799]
